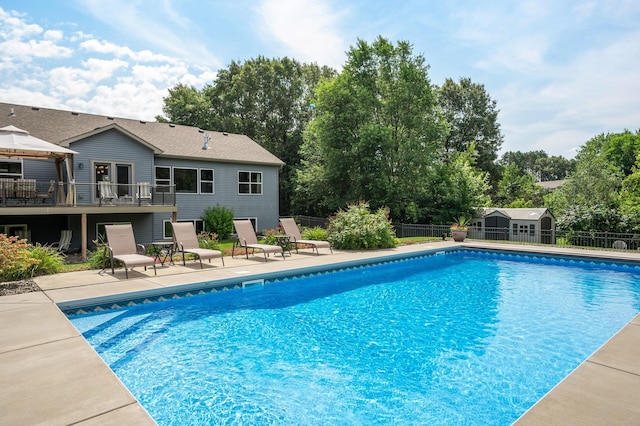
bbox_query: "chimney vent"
[202,133,210,150]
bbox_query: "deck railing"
[0,179,176,207]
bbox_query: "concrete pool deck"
[1,241,639,425]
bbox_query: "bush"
[328,201,397,250]
[0,234,39,281]
[263,228,282,245]
[198,232,220,250]
[27,244,65,276]
[302,226,329,241]
[202,205,235,240]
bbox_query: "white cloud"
[77,0,222,67]
[255,0,347,67]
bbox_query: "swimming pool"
[69,249,640,425]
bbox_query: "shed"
[470,208,555,244]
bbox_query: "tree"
[159,57,337,215]
[496,164,545,207]
[618,154,640,230]
[156,84,209,129]
[499,150,575,181]
[437,77,503,183]
[295,36,447,222]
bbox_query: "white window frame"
[155,166,172,193]
[0,159,23,178]
[237,171,263,195]
[163,219,205,239]
[200,168,214,194]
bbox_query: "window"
[200,169,214,194]
[155,166,171,192]
[530,224,536,236]
[238,171,262,195]
[512,223,518,235]
[0,160,22,178]
[163,219,204,239]
[174,168,198,193]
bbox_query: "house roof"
[0,103,284,167]
[537,180,566,190]
[479,207,553,221]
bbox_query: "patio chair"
[171,222,224,268]
[36,180,56,203]
[104,224,156,279]
[232,219,284,262]
[98,180,118,205]
[279,217,332,256]
[137,182,152,205]
[51,229,72,255]
[15,179,37,202]
[0,178,15,203]
[612,240,627,250]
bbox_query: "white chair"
[137,182,152,205]
[52,230,72,255]
[612,240,627,250]
[98,181,118,205]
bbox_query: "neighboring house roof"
[0,103,284,166]
[479,207,554,220]
[537,180,566,190]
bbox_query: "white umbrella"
[0,125,78,159]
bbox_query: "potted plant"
[450,215,471,242]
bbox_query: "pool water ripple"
[70,250,640,425]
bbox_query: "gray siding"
[154,158,280,234]
[70,129,154,203]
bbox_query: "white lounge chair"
[51,230,72,255]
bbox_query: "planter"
[451,230,467,242]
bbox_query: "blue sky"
[1,0,639,158]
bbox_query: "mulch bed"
[0,279,41,296]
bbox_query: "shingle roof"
[0,103,284,166]
[479,207,553,220]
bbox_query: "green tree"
[499,150,575,181]
[160,57,336,215]
[156,83,210,129]
[437,77,503,183]
[295,36,446,222]
[619,154,640,230]
[496,164,545,207]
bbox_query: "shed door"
[485,216,510,240]
[541,217,553,244]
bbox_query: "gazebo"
[0,125,78,205]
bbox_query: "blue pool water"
[70,249,640,425]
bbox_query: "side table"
[151,241,175,266]
[274,235,292,256]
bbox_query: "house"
[537,180,566,191]
[0,102,284,260]
[469,208,556,244]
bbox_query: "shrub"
[328,201,397,250]
[27,244,64,276]
[0,234,39,281]
[263,228,282,245]
[202,205,235,240]
[198,232,220,250]
[302,226,329,241]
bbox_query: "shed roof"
[479,207,553,220]
[0,103,284,166]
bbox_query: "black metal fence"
[294,215,639,251]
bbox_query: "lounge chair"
[51,229,72,255]
[104,224,156,278]
[232,219,284,262]
[279,217,332,255]
[171,222,224,268]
